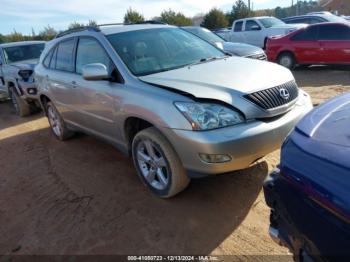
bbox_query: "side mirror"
[251,25,261,31]
[82,63,109,81]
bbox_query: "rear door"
[317,24,350,64]
[46,37,83,124]
[73,36,123,140]
[290,25,321,63]
[230,21,244,42]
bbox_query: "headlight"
[174,102,244,130]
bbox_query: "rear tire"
[10,87,31,117]
[278,52,296,69]
[132,127,190,198]
[46,101,74,141]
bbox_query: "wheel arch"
[124,116,155,156]
[39,94,52,114]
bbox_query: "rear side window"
[76,38,112,74]
[318,25,350,40]
[55,39,75,72]
[234,21,243,32]
[291,27,318,41]
[309,17,325,24]
[49,47,58,69]
[290,18,310,24]
[43,48,54,68]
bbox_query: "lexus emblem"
[279,88,290,100]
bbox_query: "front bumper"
[17,80,39,100]
[160,91,313,177]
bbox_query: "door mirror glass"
[82,63,109,81]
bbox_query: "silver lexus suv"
[35,23,313,198]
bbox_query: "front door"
[243,20,262,47]
[73,37,122,141]
[291,25,321,64]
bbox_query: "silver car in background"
[0,41,45,116]
[35,23,313,198]
[181,26,267,60]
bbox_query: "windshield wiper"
[187,56,228,67]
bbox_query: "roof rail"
[55,21,167,38]
[55,26,100,38]
[98,20,167,27]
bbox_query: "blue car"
[264,93,350,261]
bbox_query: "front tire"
[132,127,190,198]
[46,101,74,141]
[278,52,296,69]
[10,87,31,117]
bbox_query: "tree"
[227,0,250,25]
[68,21,85,30]
[38,25,57,41]
[124,8,145,23]
[160,9,192,26]
[274,6,288,18]
[0,34,6,44]
[201,8,228,30]
[87,20,98,27]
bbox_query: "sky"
[0,0,292,35]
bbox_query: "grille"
[244,81,299,110]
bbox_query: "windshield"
[3,43,45,63]
[258,17,285,28]
[182,27,224,44]
[107,28,225,76]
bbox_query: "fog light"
[27,88,37,95]
[199,153,232,163]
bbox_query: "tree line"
[0,0,322,43]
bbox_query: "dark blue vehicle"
[264,93,350,261]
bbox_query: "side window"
[291,27,318,41]
[245,20,261,31]
[76,38,113,75]
[318,25,350,40]
[49,46,58,69]
[43,48,54,68]
[295,18,310,24]
[234,21,243,32]
[56,39,75,72]
[0,50,3,65]
[309,17,324,24]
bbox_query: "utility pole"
[248,0,251,12]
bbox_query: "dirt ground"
[0,66,349,259]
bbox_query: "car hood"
[139,57,294,105]
[297,93,350,148]
[294,93,350,171]
[9,59,39,70]
[222,42,264,57]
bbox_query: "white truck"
[0,41,45,116]
[217,16,306,48]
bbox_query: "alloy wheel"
[47,106,62,137]
[136,139,169,190]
